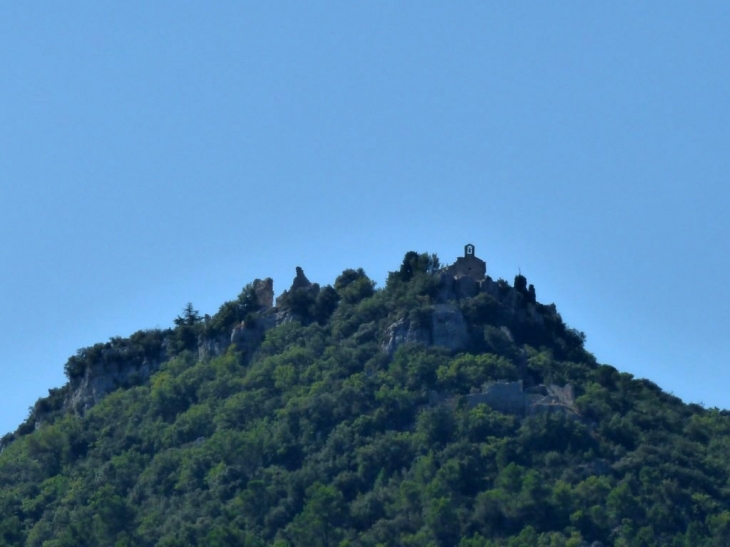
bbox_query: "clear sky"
[2,3,729,436]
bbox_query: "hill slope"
[2,250,730,547]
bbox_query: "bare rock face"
[198,278,275,361]
[431,304,468,351]
[230,311,279,355]
[290,267,312,291]
[435,272,456,303]
[230,323,263,355]
[276,267,320,308]
[454,276,479,299]
[383,303,468,355]
[436,273,479,302]
[66,354,161,414]
[198,332,229,361]
[253,278,274,309]
[230,308,282,359]
[383,318,430,355]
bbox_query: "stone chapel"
[445,243,487,281]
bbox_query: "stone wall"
[446,255,487,281]
[467,380,527,414]
[430,380,578,418]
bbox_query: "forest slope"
[1,251,730,547]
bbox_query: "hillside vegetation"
[2,251,730,547]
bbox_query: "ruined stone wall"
[253,278,274,309]
[467,380,527,414]
[446,255,486,281]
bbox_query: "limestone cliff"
[60,258,567,420]
[65,341,165,414]
[383,267,561,357]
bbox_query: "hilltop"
[1,246,730,547]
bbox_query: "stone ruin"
[252,277,274,309]
[229,267,320,356]
[275,266,320,307]
[429,380,578,418]
[443,243,487,281]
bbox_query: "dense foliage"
[2,253,730,546]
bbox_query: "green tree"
[287,483,345,547]
[175,302,202,326]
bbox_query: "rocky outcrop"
[197,277,276,361]
[383,318,430,355]
[65,267,323,415]
[436,265,551,331]
[198,332,229,361]
[291,267,312,291]
[479,277,548,327]
[253,278,274,309]
[431,304,469,350]
[230,311,278,355]
[383,303,468,355]
[66,353,162,414]
[435,273,480,302]
[230,323,265,355]
[275,267,320,309]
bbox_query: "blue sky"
[2,3,729,435]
